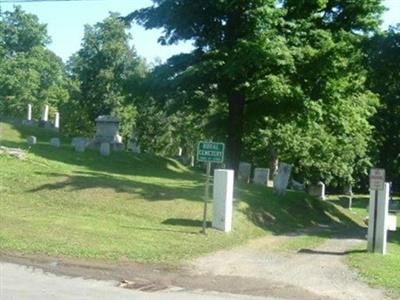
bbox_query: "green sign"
[197,141,225,163]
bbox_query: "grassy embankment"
[0,120,356,264]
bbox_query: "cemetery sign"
[197,142,225,163]
[370,168,385,191]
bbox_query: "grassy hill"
[0,120,355,264]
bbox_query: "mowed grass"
[0,120,355,264]
[328,196,400,297]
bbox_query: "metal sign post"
[197,141,225,235]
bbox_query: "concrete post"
[367,182,390,254]
[212,169,234,232]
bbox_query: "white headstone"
[273,163,292,195]
[27,104,32,121]
[368,182,390,254]
[238,162,251,183]
[308,181,326,200]
[50,138,60,148]
[54,112,60,129]
[42,105,49,122]
[178,147,183,157]
[212,169,234,232]
[27,136,37,145]
[100,142,110,156]
[253,168,270,186]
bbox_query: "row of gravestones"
[238,161,326,200]
[23,104,60,130]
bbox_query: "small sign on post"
[369,168,385,191]
[197,141,225,234]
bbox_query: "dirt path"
[0,229,393,299]
[189,231,391,300]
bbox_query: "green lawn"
[0,120,354,264]
[328,196,400,297]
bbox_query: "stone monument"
[273,163,292,195]
[212,169,234,232]
[54,112,60,130]
[92,115,123,151]
[253,168,270,186]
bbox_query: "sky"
[0,0,399,64]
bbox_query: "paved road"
[0,262,276,300]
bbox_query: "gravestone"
[253,168,270,186]
[238,162,252,183]
[273,163,292,195]
[291,179,305,191]
[71,137,89,148]
[50,138,61,148]
[54,112,60,129]
[94,115,119,143]
[128,130,141,153]
[308,181,326,200]
[39,105,49,127]
[74,139,86,152]
[27,136,37,146]
[27,104,32,121]
[178,147,183,157]
[100,142,110,156]
[42,105,49,122]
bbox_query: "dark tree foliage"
[365,26,400,189]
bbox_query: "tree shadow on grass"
[237,184,365,239]
[29,171,204,202]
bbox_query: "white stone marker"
[212,169,234,232]
[54,112,60,129]
[42,105,49,122]
[253,168,270,186]
[27,104,32,121]
[367,182,389,254]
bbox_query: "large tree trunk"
[226,92,245,172]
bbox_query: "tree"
[365,26,400,189]
[0,7,68,119]
[66,14,147,139]
[127,0,384,175]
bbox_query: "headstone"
[50,138,61,148]
[238,162,252,183]
[128,130,141,153]
[308,181,326,200]
[54,112,60,129]
[100,142,110,156]
[116,134,123,144]
[212,169,234,232]
[74,139,86,152]
[253,168,270,186]
[273,163,292,195]
[71,137,89,148]
[27,136,37,146]
[178,147,183,157]
[42,105,49,122]
[27,104,32,121]
[291,179,305,191]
